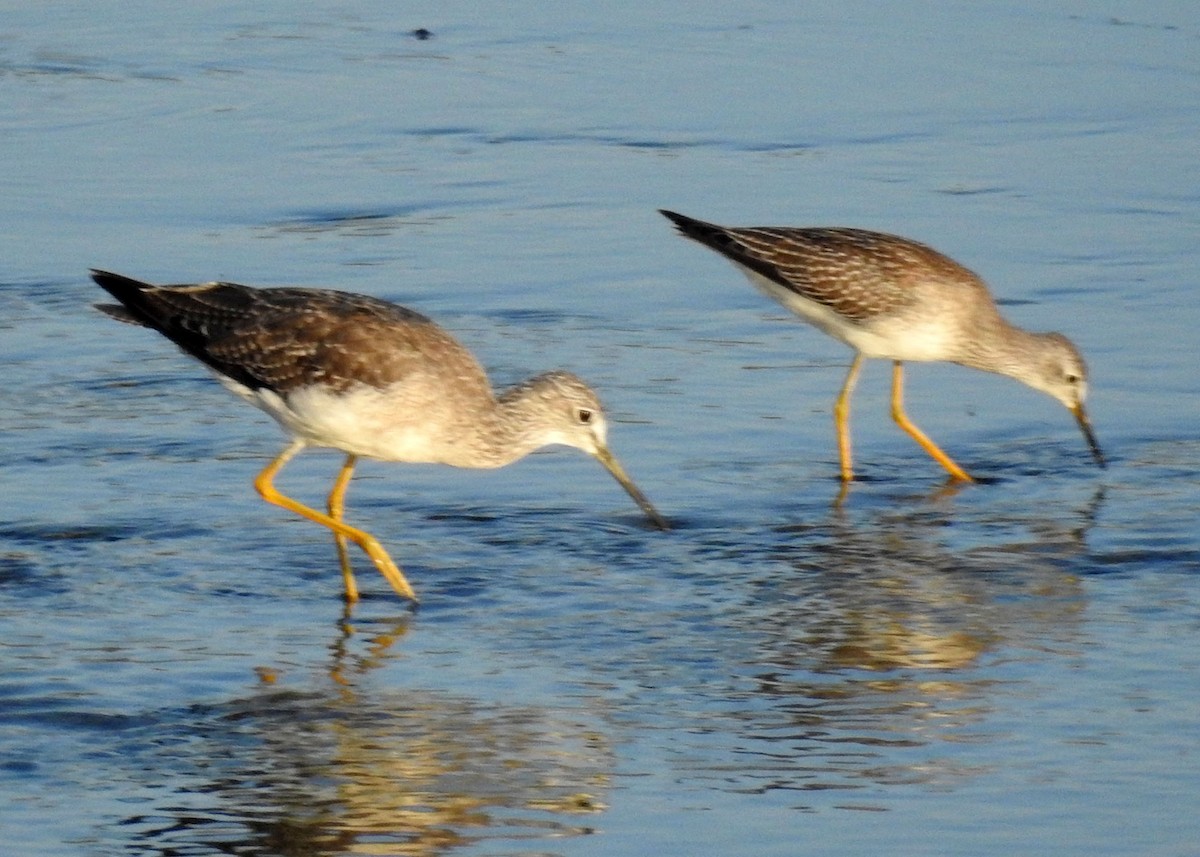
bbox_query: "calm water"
[2,2,1199,855]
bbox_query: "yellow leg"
[327,453,359,603]
[833,354,864,482]
[890,362,974,483]
[253,441,419,603]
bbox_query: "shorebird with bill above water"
[92,270,668,605]
[660,209,1105,483]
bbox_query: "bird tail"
[91,270,156,327]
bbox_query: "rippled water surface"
[3,3,1199,855]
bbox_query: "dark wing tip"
[657,209,732,247]
[90,269,153,299]
[90,268,129,286]
[659,209,704,231]
[89,270,163,329]
[94,303,141,325]
[658,211,807,299]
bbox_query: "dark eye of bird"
[578,408,593,424]
[1065,373,1079,384]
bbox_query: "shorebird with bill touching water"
[661,209,1104,482]
[93,270,668,605]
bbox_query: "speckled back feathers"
[92,270,486,397]
[660,210,989,323]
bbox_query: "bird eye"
[1065,373,1080,384]
[577,408,593,424]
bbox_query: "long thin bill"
[594,446,670,530]
[1072,403,1106,468]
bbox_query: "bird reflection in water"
[122,617,612,856]
[704,487,1101,798]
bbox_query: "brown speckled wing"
[662,211,977,322]
[92,271,463,395]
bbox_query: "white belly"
[739,267,955,362]
[218,376,454,463]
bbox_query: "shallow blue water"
[2,2,1199,855]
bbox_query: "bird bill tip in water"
[594,446,670,530]
[1071,403,1106,468]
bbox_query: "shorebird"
[660,210,1104,482]
[93,270,667,604]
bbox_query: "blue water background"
[2,2,1198,855]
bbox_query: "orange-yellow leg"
[327,453,359,603]
[890,361,974,483]
[833,354,864,482]
[253,440,418,603]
